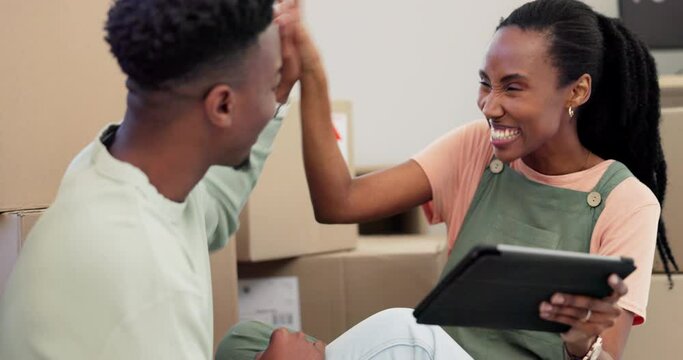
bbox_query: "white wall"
[303,0,682,167]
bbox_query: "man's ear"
[204,84,235,129]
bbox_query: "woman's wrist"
[300,61,327,88]
[565,336,595,358]
[301,59,324,77]
[565,336,602,360]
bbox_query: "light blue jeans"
[216,308,473,360]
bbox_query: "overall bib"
[441,158,632,359]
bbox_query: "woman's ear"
[567,73,592,109]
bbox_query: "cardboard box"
[0,210,44,295]
[660,75,683,108]
[654,108,683,273]
[0,1,126,211]
[210,239,240,353]
[236,101,358,262]
[237,235,448,343]
[623,275,683,360]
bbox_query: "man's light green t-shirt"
[0,116,283,359]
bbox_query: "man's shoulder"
[44,182,143,232]
[26,179,148,263]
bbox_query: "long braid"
[581,15,678,286]
[631,23,681,284]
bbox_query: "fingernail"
[540,312,550,319]
[540,302,553,312]
[552,294,565,305]
[609,274,619,285]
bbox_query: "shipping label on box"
[238,276,302,331]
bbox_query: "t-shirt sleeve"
[411,120,492,225]
[592,177,660,325]
[201,114,284,251]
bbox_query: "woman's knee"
[361,308,417,327]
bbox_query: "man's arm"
[202,110,285,251]
[203,1,302,250]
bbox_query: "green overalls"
[442,157,632,359]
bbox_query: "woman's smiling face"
[477,26,575,163]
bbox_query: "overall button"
[490,159,504,174]
[587,192,602,207]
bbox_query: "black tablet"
[413,244,636,333]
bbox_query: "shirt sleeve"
[202,110,286,251]
[592,177,660,325]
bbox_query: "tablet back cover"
[413,246,635,332]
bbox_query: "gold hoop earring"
[568,107,575,118]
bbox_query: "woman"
[220,0,676,359]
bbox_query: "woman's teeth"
[491,127,520,141]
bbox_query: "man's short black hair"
[105,0,275,90]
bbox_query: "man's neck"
[108,99,211,203]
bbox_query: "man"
[0,0,322,358]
